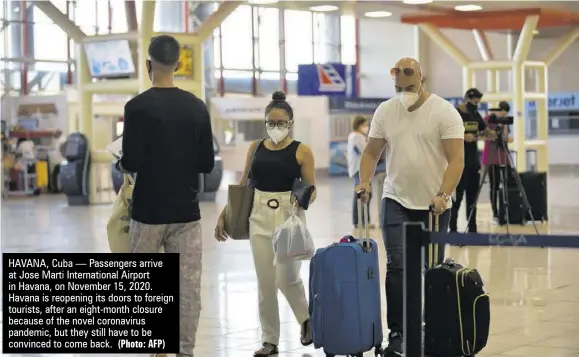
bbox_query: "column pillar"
[138,0,156,92]
[76,44,95,201]
[535,64,549,172]
[512,63,525,172]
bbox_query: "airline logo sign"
[317,64,346,92]
[297,63,356,97]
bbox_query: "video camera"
[488,101,513,125]
[488,111,514,125]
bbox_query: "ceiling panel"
[265,1,579,20]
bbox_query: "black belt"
[267,199,280,209]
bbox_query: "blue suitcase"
[309,199,383,357]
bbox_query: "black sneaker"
[383,332,403,357]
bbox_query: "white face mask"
[398,92,420,110]
[267,127,289,144]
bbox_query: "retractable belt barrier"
[402,224,579,357]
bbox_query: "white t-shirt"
[368,94,464,209]
[346,131,367,178]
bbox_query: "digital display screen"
[84,40,136,78]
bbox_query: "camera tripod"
[465,128,540,236]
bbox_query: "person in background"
[347,115,374,229]
[49,130,67,193]
[482,101,513,224]
[215,91,316,357]
[116,34,215,357]
[16,137,35,161]
[356,58,464,357]
[449,88,495,233]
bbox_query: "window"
[312,13,327,63]
[257,7,280,71]
[285,10,313,72]
[95,0,111,34]
[75,0,97,35]
[221,6,253,69]
[340,15,356,65]
[109,0,129,34]
[32,9,68,61]
[213,28,222,68]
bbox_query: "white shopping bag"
[273,208,315,265]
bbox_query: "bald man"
[355,58,465,356]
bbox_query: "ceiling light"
[454,4,482,11]
[402,0,434,4]
[309,5,339,12]
[364,11,393,18]
[248,0,278,4]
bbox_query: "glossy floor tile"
[2,169,579,357]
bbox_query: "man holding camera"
[450,88,495,233]
[482,101,513,223]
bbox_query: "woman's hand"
[215,212,228,242]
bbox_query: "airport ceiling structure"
[255,0,579,38]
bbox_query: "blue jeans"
[380,198,450,333]
[352,173,371,226]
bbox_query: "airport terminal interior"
[2,0,579,356]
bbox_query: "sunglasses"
[265,120,290,129]
[390,67,416,77]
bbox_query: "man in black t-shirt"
[117,35,215,357]
[449,88,495,233]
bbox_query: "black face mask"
[466,102,478,112]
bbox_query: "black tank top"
[249,140,302,192]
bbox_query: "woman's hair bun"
[271,91,286,102]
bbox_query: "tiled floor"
[2,170,579,357]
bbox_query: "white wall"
[424,30,512,97]
[526,38,579,92]
[357,19,513,98]
[358,19,416,98]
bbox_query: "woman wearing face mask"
[347,116,374,229]
[215,91,317,357]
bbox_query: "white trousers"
[249,189,310,345]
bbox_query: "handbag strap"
[243,139,263,185]
[123,174,135,186]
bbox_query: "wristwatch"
[437,192,451,202]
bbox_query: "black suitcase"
[424,214,490,357]
[498,187,525,225]
[519,172,547,222]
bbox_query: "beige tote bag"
[107,174,134,252]
[224,140,262,240]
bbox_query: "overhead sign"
[84,40,136,78]
[527,92,578,111]
[175,46,193,79]
[297,63,357,97]
[328,97,387,113]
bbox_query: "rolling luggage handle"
[427,205,441,269]
[355,191,373,253]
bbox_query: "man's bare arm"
[359,137,387,186]
[439,138,464,195]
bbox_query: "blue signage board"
[527,92,579,111]
[298,63,357,97]
[328,97,386,113]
